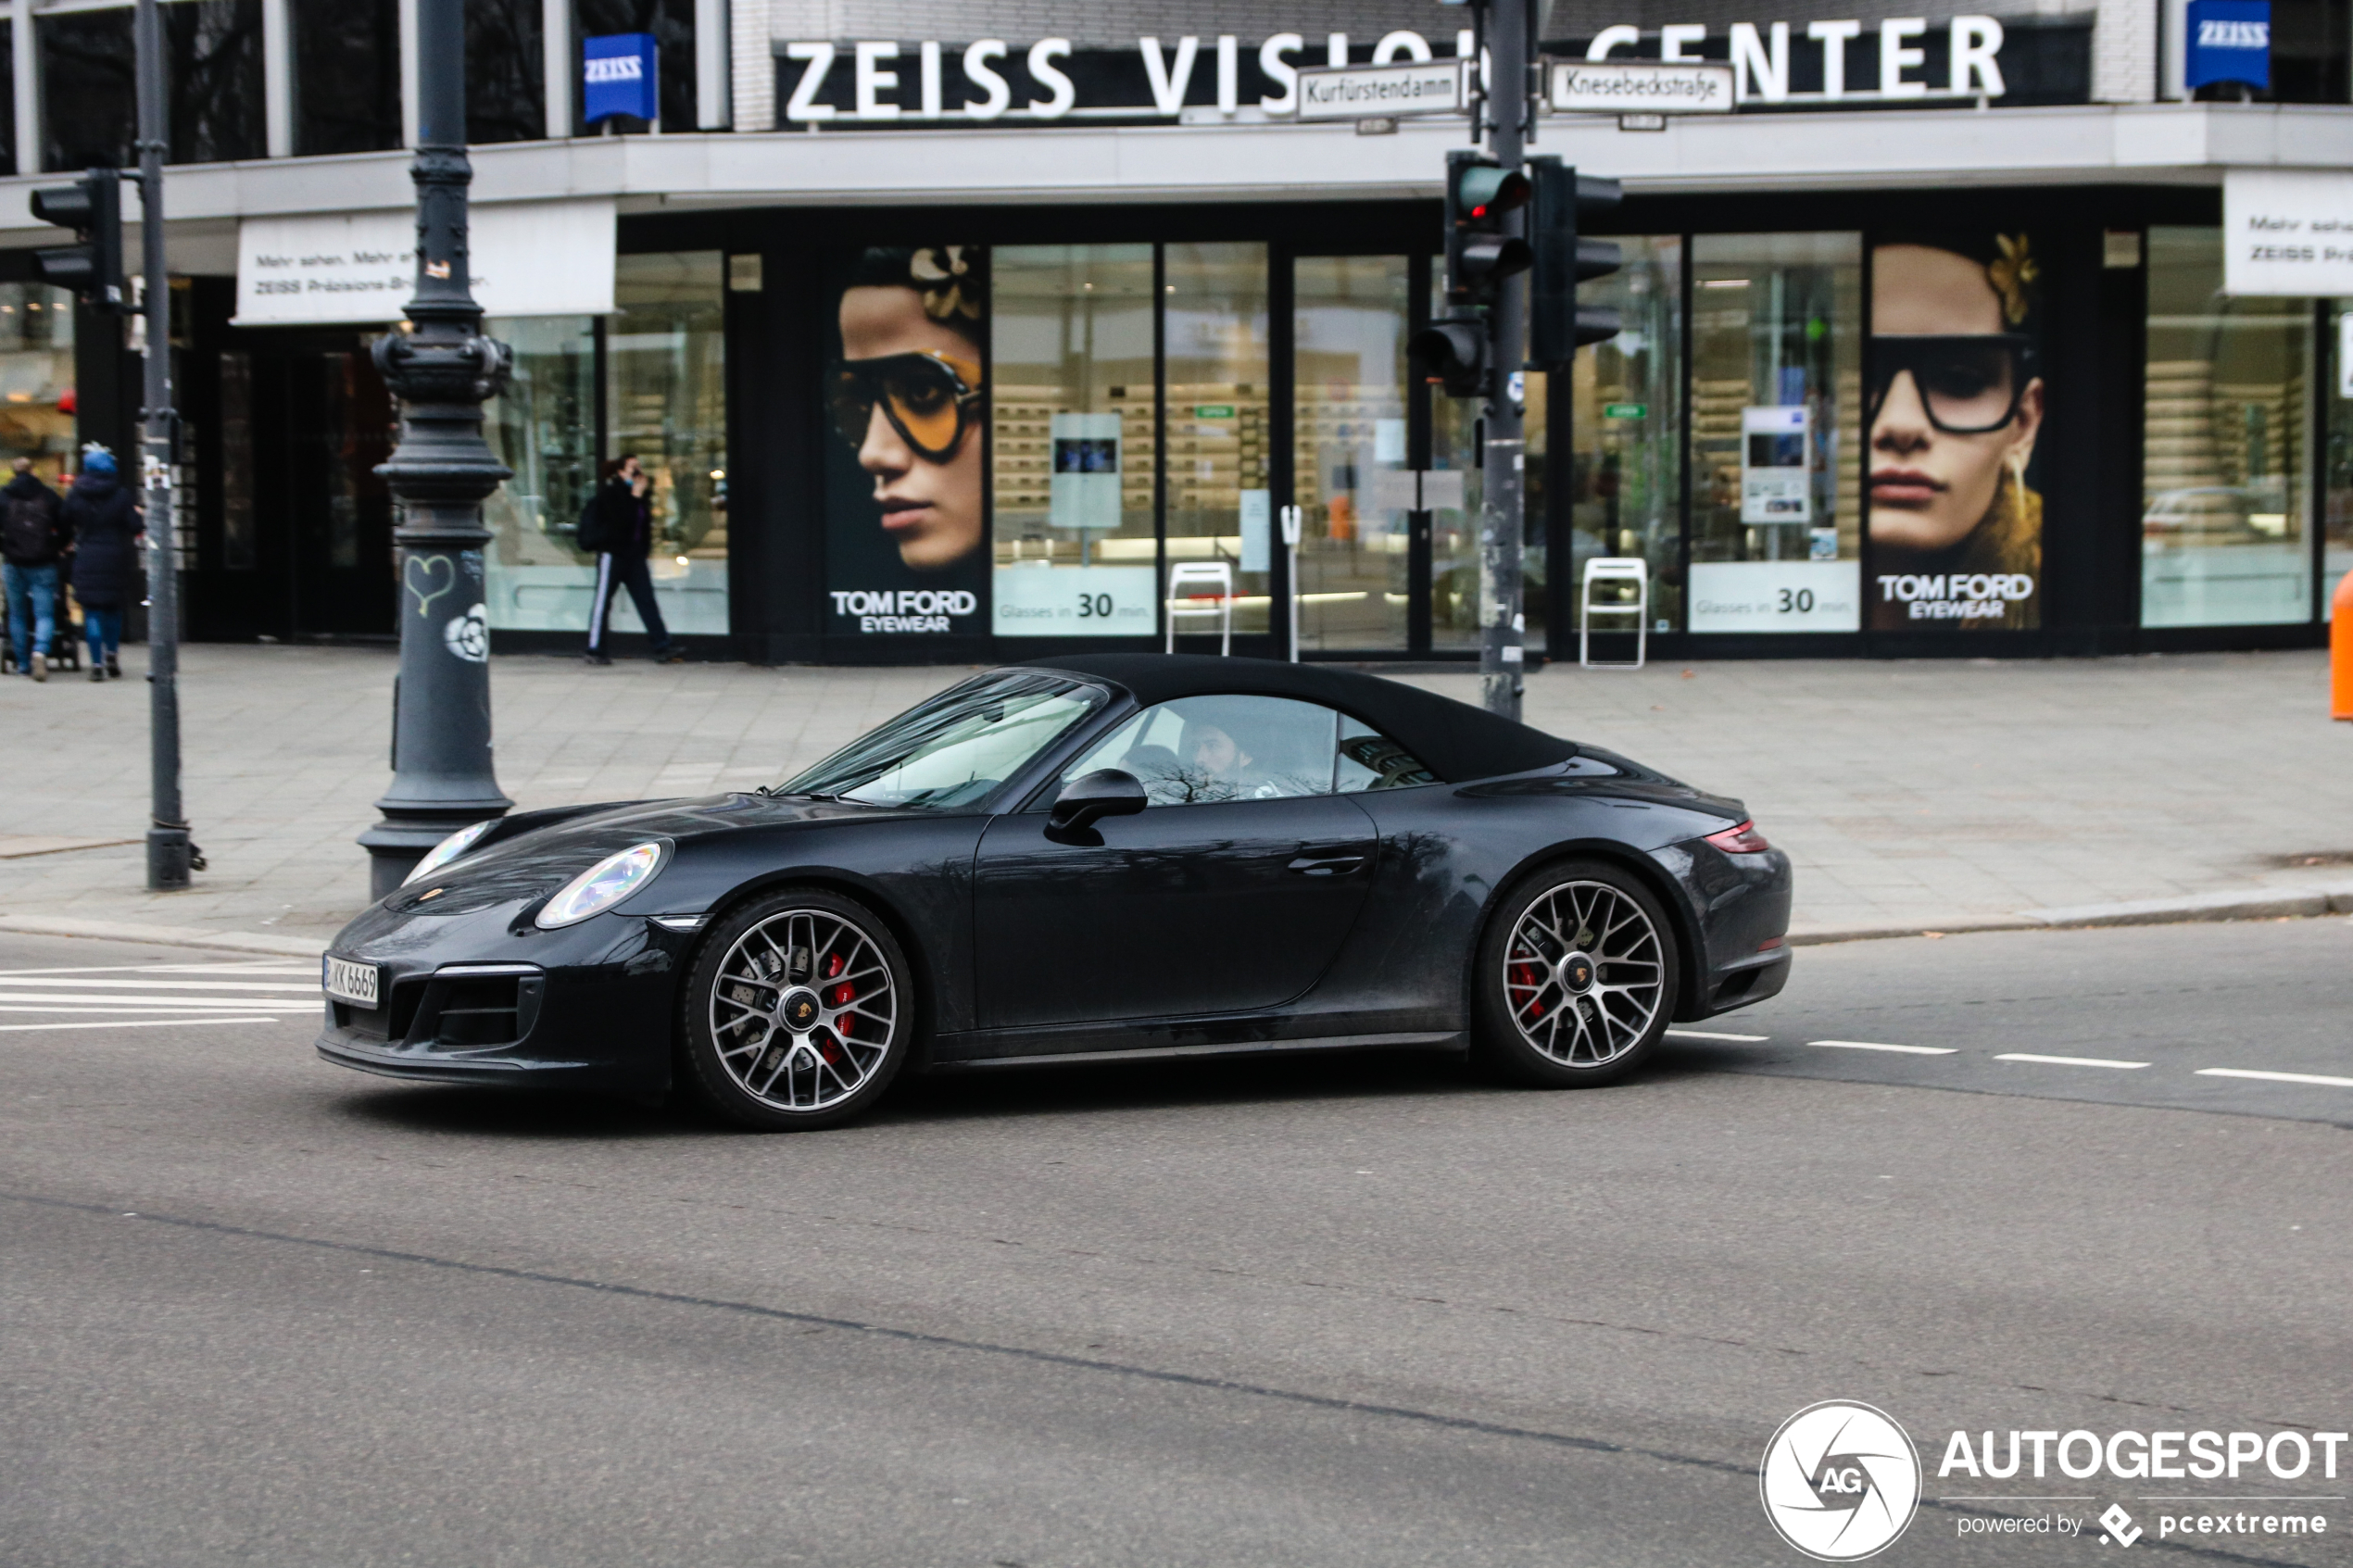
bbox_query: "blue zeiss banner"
[584,33,659,123]
[2185,0,2271,90]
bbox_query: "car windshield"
[774,671,1106,811]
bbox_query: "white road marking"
[0,1016,280,1033]
[0,963,317,977]
[0,995,316,1010]
[2196,1068,2353,1089]
[1807,1039,1957,1055]
[0,977,322,994]
[1666,1029,1768,1042]
[1995,1053,2150,1070]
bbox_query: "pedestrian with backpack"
[62,448,143,683]
[576,453,683,666]
[2,457,66,681]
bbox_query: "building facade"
[0,0,2347,662]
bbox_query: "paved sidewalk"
[0,644,2345,947]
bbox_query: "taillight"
[1705,820,1771,854]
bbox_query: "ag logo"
[1760,1400,1921,1561]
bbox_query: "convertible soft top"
[1013,653,1578,784]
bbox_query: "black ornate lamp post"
[358,0,514,897]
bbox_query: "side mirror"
[1048,769,1147,836]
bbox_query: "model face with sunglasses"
[1868,244,2044,558]
[837,283,985,571]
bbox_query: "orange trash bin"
[2336,569,2353,721]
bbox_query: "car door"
[973,695,1382,1030]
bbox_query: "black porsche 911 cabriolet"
[318,654,1793,1130]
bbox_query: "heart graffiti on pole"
[404,553,456,618]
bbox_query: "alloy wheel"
[1501,879,1666,1068]
[708,907,900,1111]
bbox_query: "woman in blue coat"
[63,449,143,682]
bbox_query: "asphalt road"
[1,922,2347,1568]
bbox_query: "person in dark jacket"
[576,453,681,666]
[1,458,65,681]
[63,449,143,683]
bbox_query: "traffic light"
[1527,159,1623,365]
[31,169,125,311]
[1407,317,1486,399]
[1444,149,1530,307]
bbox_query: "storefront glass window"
[0,283,77,484]
[292,0,401,157]
[2329,302,2353,619]
[1428,363,1485,651]
[573,0,698,132]
[990,244,1158,638]
[40,9,135,170]
[607,251,728,633]
[2142,229,2313,628]
[166,0,266,164]
[466,0,546,144]
[1689,232,1862,634]
[1295,256,1411,652]
[1569,236,1684,637]
[1166,242,1273,636]
[484,316,598,630]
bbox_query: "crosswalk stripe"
[0,1001,315,1010]
[0,1016,281,1033]
[0,978,321,994]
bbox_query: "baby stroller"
[0,585,83,674]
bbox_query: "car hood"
[376,793,916,917]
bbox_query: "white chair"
[1580,557,1649,671]
[1164,560,1234,656]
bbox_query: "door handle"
[1287,852,1365,876]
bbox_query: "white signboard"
[1549,60,1736,116]
[2222,169,2353,298]
[1295,59,1466,119]
[1689,560,1860,633]
[233,199,618,325]
[993,565,1157,637]
[1740,406,1812,525]
[1239,488,1272,572]
[1048,412,1123,531]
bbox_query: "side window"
[1335,714,1438,793]
[1063,696,1341,805]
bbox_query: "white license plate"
[322,955,381,1008]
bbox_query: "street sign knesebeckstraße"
[1549,59,1736,115]
[1293,59,1466,119]
[2223,168,2353,298]
[232,199,618,327]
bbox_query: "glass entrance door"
[1292,255,1414,652]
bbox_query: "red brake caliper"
[1510,959,1545,1019]
[820,949,852,1061]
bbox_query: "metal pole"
[134,0,191,890]
[1478,0,1529,721]
[358,0,513,897]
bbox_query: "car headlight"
[404,820,495,886]
[535,842,666,929]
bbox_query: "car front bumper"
[313,898,703,1098]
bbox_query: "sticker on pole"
[1759,1400,1921,1561]
[1548,60,1735,115]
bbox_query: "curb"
[1790,883,2353,947]
[0,914,328,959]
